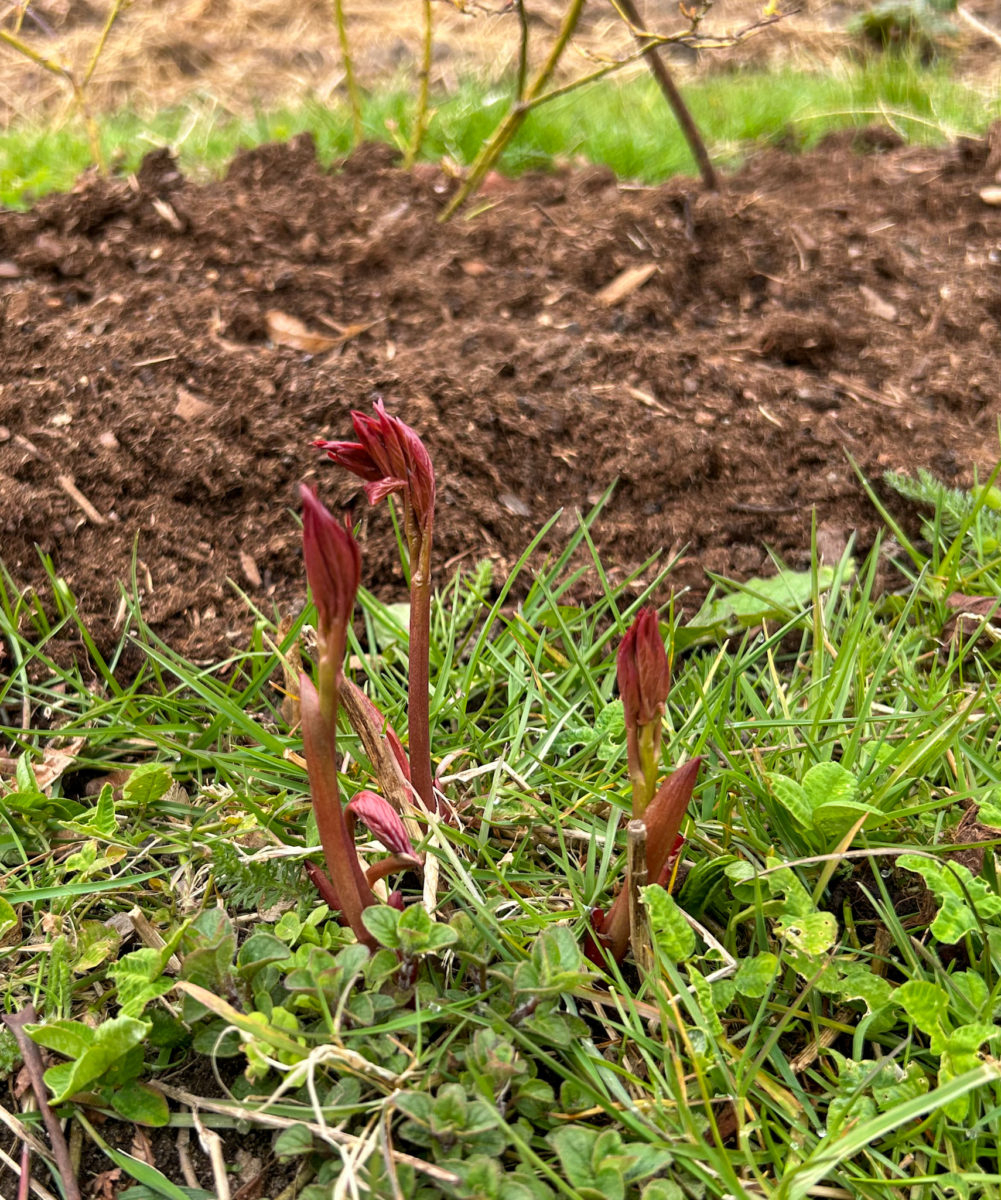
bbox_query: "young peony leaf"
[347,790,418,859]
[895,979,950,1036]
[734,952,779,999]
[109,1080,170,1127]
[361,905,401,950]
[801,761,858,809]
[766,773,812,830]
[617,608,670,730]
[642,885,695,962]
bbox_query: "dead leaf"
[943,593,1001,650]
[88,1167,123,1200]
[595,263,658,307]
[266,309,339,353]
[316,316,378,343]
[498,492,530,517]
[150,196,184,232]
[174,387,214,422]
[859,285,897,323]
[131,1126,155,1166]
[8,737,87,793]
[239,551,262,589]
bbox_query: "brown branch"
[612,0,718,190]
[1,1006,82,1200]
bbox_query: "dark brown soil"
[2,131,1000,670]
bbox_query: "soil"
[1,130,1001,674]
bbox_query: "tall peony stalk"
[314,401,438,815]
[300,485,420,946]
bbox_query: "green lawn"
[1,57,998,208]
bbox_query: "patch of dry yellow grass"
[0,0,991,131]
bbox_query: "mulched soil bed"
[2,131,1000,668]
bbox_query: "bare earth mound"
[1,131,999,666]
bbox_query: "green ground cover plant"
[3,400,1001,1197]
[1,58,997,209]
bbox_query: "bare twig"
[958,5,1001,49]
[333,0,363,145]
[0,0,133,171]
[0,1136,59,1200]
[56,475,107,526]
[1,1006,82,1200]
[81,0,130,88]
[611,0,718,190]
[405,0,434,166]
[513,0,529,101]
[191,1107,230,1200]
[440,0,588,220]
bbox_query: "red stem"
[300,674,377,948]
[407,527,436,815]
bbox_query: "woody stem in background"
[614,0,718,191]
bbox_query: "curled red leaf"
[617,608,670,730]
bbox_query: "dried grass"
[0,0,880,129]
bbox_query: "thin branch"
[333,0,363,145]
[405,0,434,166]
[1,1006,82,1200]
[612,0,718,190]
[440,0,588,220]
[514,0,529,101]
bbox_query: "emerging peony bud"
[617,608,671,730]
[313,399,435,535]
[300,485,361,652]
[617,608,671,816]
[346,790,418,859]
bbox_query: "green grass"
[3,464,1001,1197]
[1,56,998,208]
